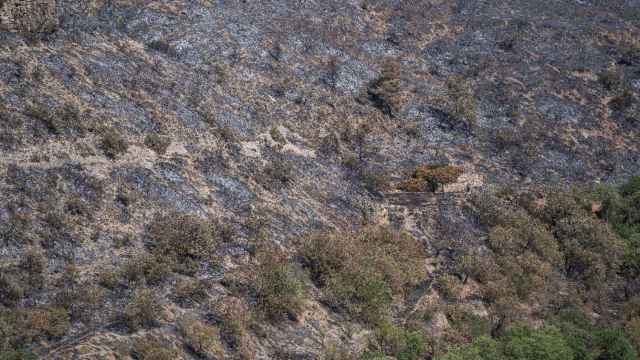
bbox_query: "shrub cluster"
[300,226,426,325]
[124,288,163,331]
[147,212,220,274]
[594,176,640,278]
[439,315,637,360]
[363,322,427,360]
[26,102,85,137]
[465,187,628,320]
[0,306,70,358]
[255,246,306,321]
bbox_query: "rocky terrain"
[0,0,639,359]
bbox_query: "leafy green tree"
[594,328,637,360]
[436,336,503,360]
[502,324,574,360]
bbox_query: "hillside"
[0,1,639,359]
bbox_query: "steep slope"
[0,1,639,359]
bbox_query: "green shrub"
[255,247,305,321]
[124,288,162,331]
[26,102,84,136]
[144,133,171,155]
[300,226,426,325]
[625,317,640,355]
[326,268,392,325]
[270,126,287,144]
[446,76,477,129]
[370,322,427,360]
[322,342,358,360]
[468,187,624,312]
[101,129,129,159]
[594,177,640,278]
[436,336,502,360]
[177,316,223,359]
[119,252,171,286]
[0,273,25,306]
[133,335,181,360]
[147,212,218,267]
[502,324,574,360]
[435,275,463,301]
[174,278,208,306]
[594,328,637,360]
[548,310,596,360]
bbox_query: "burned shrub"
[144,133,171,155]
[262,155,294,189]
[147,38,175,56]
[100,129,129,159]
[599,69,623,91]
[0,273,25,307]
[610,90,635,112]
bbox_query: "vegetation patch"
[363,322,427,360]
[299,225,426,325]
[147,212,220,274]
[100,129,129,159]
[438,317,637,360]
[0,306,69,358]
[133,335,181,360]
[177,315,223,359]
[368,59,403,117]
[397,165,464,192]
[445,76,477,130]
[124,288,163,331]
[144,133,171,155]
[255,246,306,321]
